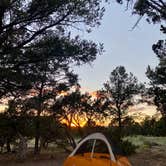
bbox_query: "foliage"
[154,117,166,136]
[53,89,109,138]
[133,0,166,26]
[116,0,166,130]
[108,115,166,137]
[0,100,35,153]
[140,117,166,136]
[0,0,105,98]
[125,135,166,152]
[0,0,105,154]
[0,113,16,152]
[0,111,76,153]
[103,128,137,156]
[0,113,32,153]
[119,140,137,155]
[118,0,166,33]
[122,117,142,136]
[146,40,166,121]
[53,89,86,129]
[103,66,143,128]
[119,0,166,113]
[140,117,156,135]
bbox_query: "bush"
[119,140,137,156]
[103,128,137,156]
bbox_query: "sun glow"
[0,87,159,127]
[61,118,86,128]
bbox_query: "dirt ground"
[129,145,166,166]
[0,146,166,166]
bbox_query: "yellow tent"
[63,133,131,166]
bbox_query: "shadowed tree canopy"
[124,0,165,124]
[8,32,103,154]
[118,0,166,121]
[53,89,109,128]
[0,0,105,154]
[118,0,166,32]
[0,0,105,98]
[146,40,166,119]
[103,66,143,128]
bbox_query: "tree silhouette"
[118,0,166,32]
[146,40,166,122]
[0,0,105,154]
[15,33,102,154]
[0,0,105,98]
[53,89,109,138]
[104,66,143,129]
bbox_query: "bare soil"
[0,146,166,166]
[129,146,166,166]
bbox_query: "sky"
[73,2,164,92]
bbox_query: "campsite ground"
[1,146,166,166]
[0,136,166,166]
[129,145,166,166]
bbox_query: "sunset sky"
[73,2,164,92]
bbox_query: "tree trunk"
[0,8,4,32]
[117,107,123,141]
[6,138,11,153]
[0,137,4,153]
[34,118,40,154]
[117,107,122,129]
[16,133,27,160]
[65,127,76,149]
[78,126,84,137]
[34,85,43,154]
[39,137,48,150]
